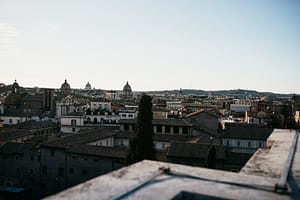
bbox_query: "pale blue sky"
[0,0,299,93]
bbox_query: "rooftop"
[167,142,225,160]
[222,126,273,140]
[0,129,32,140]
[45,129,300,200]
[119,119,192,127]
[41,128,117,149]
[45,160,289,200]
[0,142,35,154]
[11,120,57,130]
[116,132,196,142]
[240,129,300,186]
[186,109,219,118]
[68,145,127,159]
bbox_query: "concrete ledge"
[44,160,289,200]
[44,129,300,200]
[240,129,296,180]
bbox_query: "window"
[162,143,165,149]
[72,128,76,132]
[227,140,229,147]
[30,154,34,161]
[124,124,129,131]
[58,167,65,177]
[69,168,74,174]
[165,125,171,133]
[42,166,47,175]
[9,119,13,124]
[156,125,162,133]
[93,118,97,124]
[182,127,188,135]
[173,126,179,134]
[248,141,251,148]
[15,155,19,160]
[87,117,91,123]
[237,141,240,147]
[71,119,76,126]
[29,168,34,175]
[259,142,262,148]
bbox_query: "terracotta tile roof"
[115,132,195,142]
[68,145,127,159]
[0,142,35,154]
[186,110,219,118]
[167,142,225,160]
[222,127,273,140]
[11,120,56,130]
[0,129,33,140]
[41,128,118,149]
[119,119,192,127]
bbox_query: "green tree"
[126,94,156,164]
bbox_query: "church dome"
[12,81,19,91]
[4,80,22,107]
[61,79,71,90]
[85,82,92,90]
[123,81,132,93]
[4,93,22,106]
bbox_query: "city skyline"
[0,1,299,93]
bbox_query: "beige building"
[152,108,169,119]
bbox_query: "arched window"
[87,117,91,124]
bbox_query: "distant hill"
[145,89,295,98]
[1,83,297,99]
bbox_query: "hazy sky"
[0,0,299,93]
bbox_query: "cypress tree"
[126,94,156,164]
